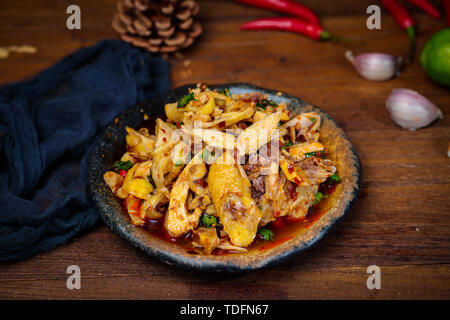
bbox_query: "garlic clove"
[386,88,443,131]
[345,51,402,81]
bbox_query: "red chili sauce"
[130,178,337,255]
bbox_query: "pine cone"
[112,0,202,53]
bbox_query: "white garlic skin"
[345,51,402,81]
[386,89,443,131]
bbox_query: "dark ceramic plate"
[88,83,361,273]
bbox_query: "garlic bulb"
[386,89,443,131]
[345,51,402,81]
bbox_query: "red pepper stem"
[319,30,332,41]
[406,26,415,42]
[406,26,416,64]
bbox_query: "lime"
[420,28,450,87]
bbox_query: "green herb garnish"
[112,160,132,172]
[305,150,325,158]
[177,92,195,108]
[313,191,326,205]
[256,99,277,110]
[256,102,266,110]
[258,228,274,241]
[147,175,157,189]
[310,117,317,124]
[200,213,219,228]
[218,88,231,97]
[282,141,293,150]
[329,174,340,183]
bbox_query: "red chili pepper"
[118,169,127,177]
[381,0,416,40]
[444,0,450,25]
[236,0,320,25]
[240,17,331,40]
[404,0,441,19]
[381,0,416,62]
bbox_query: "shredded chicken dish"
[104,83,341,254]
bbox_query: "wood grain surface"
[0,0,449,300]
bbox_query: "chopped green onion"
[305,150,325,158]
[313,191,325,205]
[282,141,293,150]
[256,102,266,110]
[147,175,157,189]
[177,92,195,108]
[218,88,231,97]
[329,174,340,183]
[111,160,132,172]
[200,213,219,228]
[310,117,317,123]
[258,228,274,241]
[256,99,277,110]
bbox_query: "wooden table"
[0,0,449,300]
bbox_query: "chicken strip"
[208,152,262,247]
[164,152,205,238]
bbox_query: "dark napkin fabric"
[0,40,170,262]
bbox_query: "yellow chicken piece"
[208,152,262,247]
[141,187,169,220]
[192,227,220,254]
[165,102,185,122]
[279,159,310,186]
[115,164,137,199]
[155,119,174,148]
[202,108,255,129]
[237,110,281,155]
[192,128,237,150]
[125,127,155,160]
[288,142,324,161]
[123,178,153,200]
[164,152,205,238]
[125,195,144,226]
[197,92,215,115]
[103,171,124,194]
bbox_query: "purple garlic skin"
[386,89,443,131]
[345,51,402,82]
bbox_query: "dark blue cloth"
[0,40,170,262]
